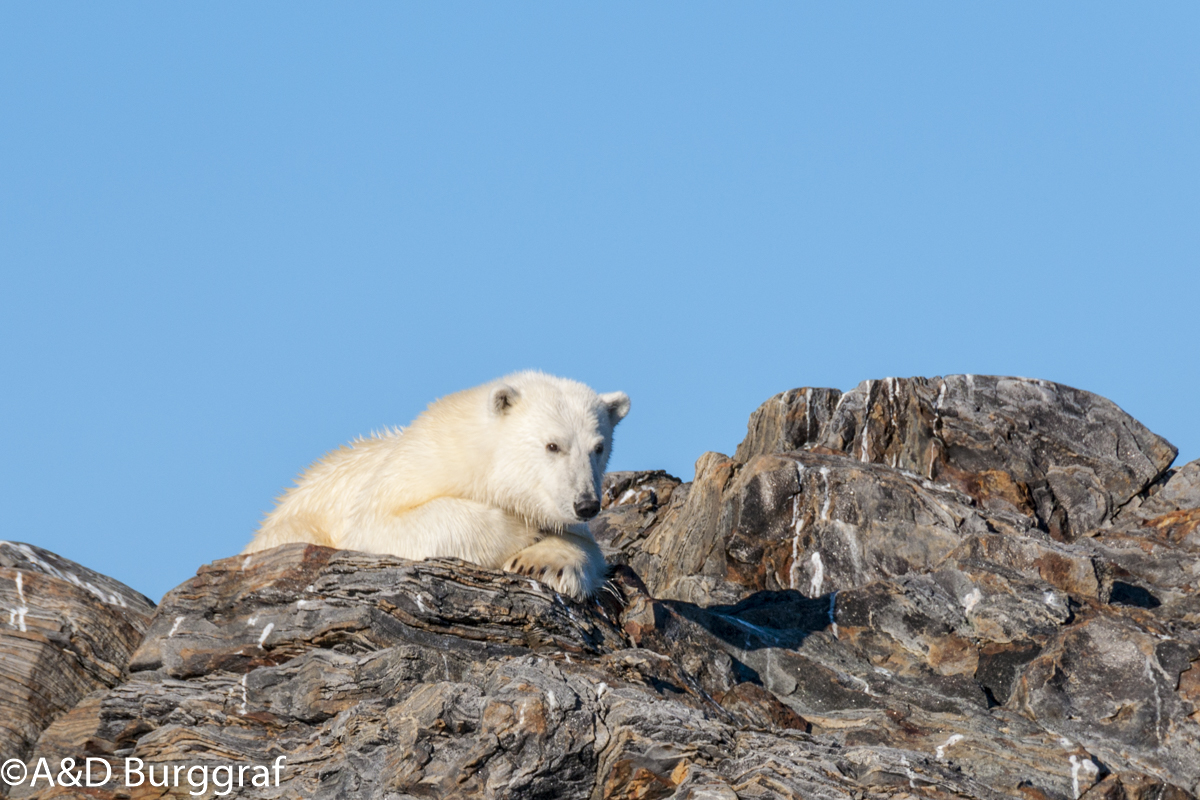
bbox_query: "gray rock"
[1011,612,1200,789]
[621,449,1040,606]
[734,376,1177,540]
[734,387,845,464]
[1079,458,1200,611]
[126,544,628,679]
[4,375,1197,800]
[594,470,683,568]
[1114,459,1200,524]
[16,545,1001,800]
[0,541,154,771]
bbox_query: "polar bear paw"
[503,531,607,600]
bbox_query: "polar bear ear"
[490,384,520,416]
[600,392,630,425]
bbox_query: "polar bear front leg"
[503,526,607,600]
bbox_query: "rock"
[734,376,1177,540]
[619,448,1041,606]
[1082,773,1198,800]
[1083,458,1200,609]
[583,375,1197,798]
[0,541,155,772]
[733,387,845,464]
[125,544,628,679]
[15,544,1000,800]
[717,682,811,732]
[5,375,1198,800]
[1114,459,1200,524]
[1011,611,1200,789]
[594,470,683,569]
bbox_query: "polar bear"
[244,372,630,599]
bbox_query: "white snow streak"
[1069,755,1098,799]
[936,734,964,760]
[962,589,982,615]
[0,541,128,608]
[819,468,833,521]
[9,571,29,632]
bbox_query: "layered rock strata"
[5,375,1199,799]
[0,542,155,790]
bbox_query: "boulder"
[0,541,154,785]
[733,376,1177,540]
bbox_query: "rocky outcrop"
[595,375,1198,797]
[15,546,945,799]
[732,376,1176,539]
[0,542,155,788]
[4,375,1198,799]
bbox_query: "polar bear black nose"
[574,498,601,520]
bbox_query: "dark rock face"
[592,376,1198,797]
[16,545,987,800]
[3,375,1198,799]
[0,542,155,782]
[733,376,1177,540]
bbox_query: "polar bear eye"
[546,443,560,453]
[593,443,604,455]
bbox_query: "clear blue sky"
[2,4,1196,601]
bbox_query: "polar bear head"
[483,372,630,530]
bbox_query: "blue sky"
[2,4,1196,601]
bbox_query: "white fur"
[244,372,630,599]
